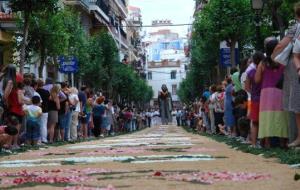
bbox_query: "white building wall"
[147,65,186,101]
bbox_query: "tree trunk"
[230,38,237,69]
[19,11,30,74]
[272,6,285,39]
[38,47,46,78]
[53,56,58,81]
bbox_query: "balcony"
[107,25,128,50]
[120,27,127,40]
[90,0,110,23]
[64,0,90,11]
[114,0,128,18]
[95,0,110,16]
[64,0,110,23]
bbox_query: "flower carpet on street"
[0,168,120,189]
[0,125,298,189]
[152,171,271,184]
[26,147,217,157]
[0,167,272,189]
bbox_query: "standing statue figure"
[158,84,173,125]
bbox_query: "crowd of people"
[0,64,154,151]
[178,3,300,149]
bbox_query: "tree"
[265,0,299,39]
[10,0,59,74]
[179,0,254,102]
[177,75,194,104]
[27,9,71,77]
[63,9,90,83]
[111,63,153,106]
[180,0,298,103]
[81,32,119,95]
[196,0,252,67]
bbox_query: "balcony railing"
[64,0,110,17]
[120,27,127,39]
[120,0,126,6]
[95,0,110,16]
[114,0,127,18]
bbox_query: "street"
[0,125,298,190]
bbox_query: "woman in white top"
[208,85,217,134]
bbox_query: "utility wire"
[93,23,193,28]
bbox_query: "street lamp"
[251,0,265,51]
[251,0,264,11]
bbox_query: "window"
[147,72,152,80]
[172,84,177,95]
[170,70,176,79]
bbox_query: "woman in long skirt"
[255,37,289,148]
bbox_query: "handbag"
[274,23,300,66]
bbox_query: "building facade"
[127,6,146,78]
[144,21,189,106]
[0,0,149,85]
[0,1,15,68]
[64,0,129,60]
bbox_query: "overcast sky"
[129,0,195,37]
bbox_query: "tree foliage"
[178,0,297,103]
[265,0,299,38]
[80,32,153,105]
[81,32,119,92]
[10,0,59,74]
[27,8,72,77]
[10,2,155,106]
[111,63,153,105]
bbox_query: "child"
[196,116,204,133]
[0,125,18,148]
[24,96,42,146]
[238,117,250,141]
[234,90,250,142]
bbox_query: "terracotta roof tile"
[0,12,15,21]
[128,6,141,11]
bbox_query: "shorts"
[26,119,40,141]
[249,101,259,122]
[48,111,58,125]
[79,113,89,124]
[9,112,23,124]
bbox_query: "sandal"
[288,140,300,148]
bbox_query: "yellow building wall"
[0,30,13,65]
